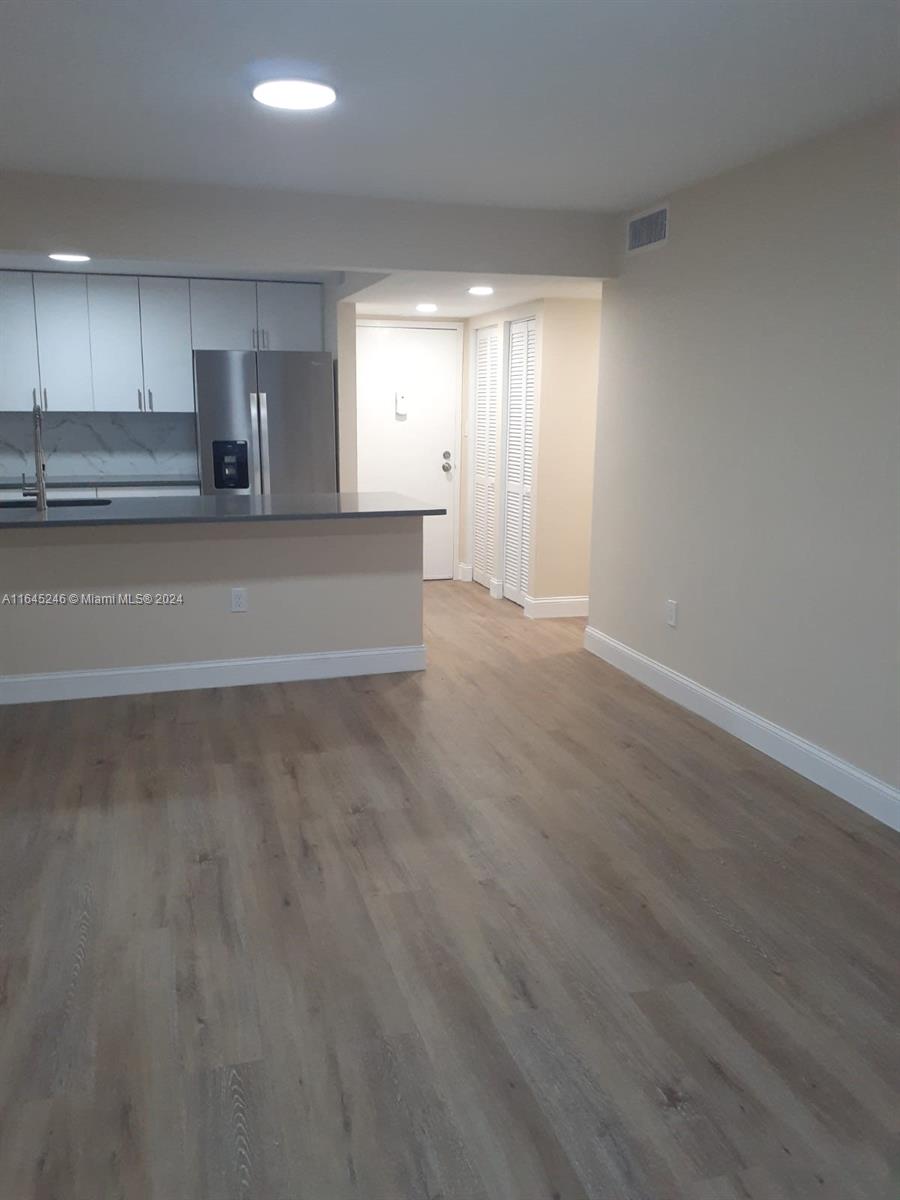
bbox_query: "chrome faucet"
[22,392,48,512]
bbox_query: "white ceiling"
[1,0,896,213]
[352,272,603,319]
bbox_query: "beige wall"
[532,298,601,597]
[589,109,900,785]
[0,170,616,278]
[323,274,388,491]
[461,298,601,599]
[335,301,359,490]
[0,518,423,676]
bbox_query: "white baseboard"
[0,644,427,706]
[583,626,900,832]
[524,594,589,620]
[489,577,504,600]
[455,563,473,582]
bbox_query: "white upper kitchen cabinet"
[88,275,145,411]
[32,273,94,411]
[256,282,323,351]
[189,279,258,351]
[0,272,41,412]
[139,277,195,412]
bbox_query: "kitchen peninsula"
[0,492,444,703]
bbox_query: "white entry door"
[356,323,460,579]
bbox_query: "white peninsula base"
[0,515,425,704]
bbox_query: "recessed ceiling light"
[416,302,438,313]
[252,79,337,111]
[468,285,494,296]
[48,253,91,263]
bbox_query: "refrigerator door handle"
[258,392,271,495]
[248,392,263,494]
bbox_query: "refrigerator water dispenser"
[212,440,249,490]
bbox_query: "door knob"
[442,462,451,473]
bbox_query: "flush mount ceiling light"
[416,303,438,313]
[252,79,337,110]
[48,252,91,262]
[467,285,494,296]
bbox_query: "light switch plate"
[231,586,248,613]
[666,598,678,628]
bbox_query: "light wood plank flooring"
[1,581,898,1199]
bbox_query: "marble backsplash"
[0,411,199,481]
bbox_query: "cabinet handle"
[262,329,267,350]
[138,388,143,412]
[42,388,48,411]
[148,389,154,412]
[252,328,257,349]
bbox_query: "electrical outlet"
[231,587,248,613]
[666,598,678,628]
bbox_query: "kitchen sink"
[0,498,114,509]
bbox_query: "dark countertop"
[0,491,446,530]
[0,475,200,490]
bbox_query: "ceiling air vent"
[626,206,668,253]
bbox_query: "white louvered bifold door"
[472,325,500,589]
[502,317,536,605]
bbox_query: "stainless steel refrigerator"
[194,350,338,495]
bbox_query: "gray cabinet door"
[0,271,41,412]
[33,273,94,411]
[139,277,195,412]
[256,282,322,351]
[189,279,258,351]
[88,275,144,411]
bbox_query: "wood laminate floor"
[1,582,898,1200]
